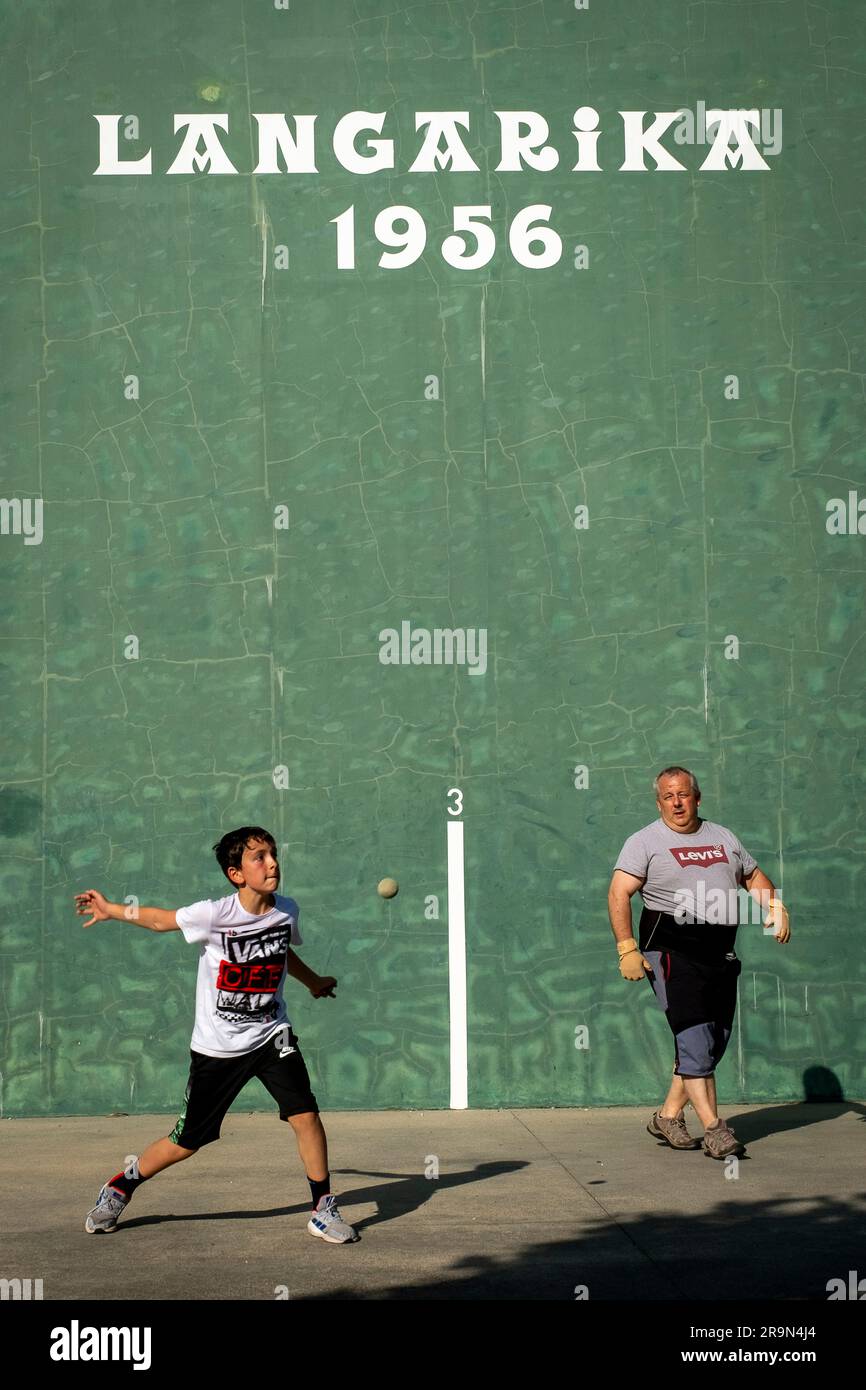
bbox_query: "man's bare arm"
[743,866,774,903]
[607,869,645,944]
[743,867,790,942]
[608,869,651,980]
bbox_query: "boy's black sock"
[308,1174,331,1208]
[107,1158,149,1201]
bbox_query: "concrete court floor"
[2,1102,864,1301]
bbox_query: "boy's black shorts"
[169,1029,318,1149]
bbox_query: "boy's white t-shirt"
[175,892,302,1058]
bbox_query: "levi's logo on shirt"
[669,844,729,867]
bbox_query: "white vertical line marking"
[447,819,468,1109]
[480,286,486,402]
[259,202,268,309]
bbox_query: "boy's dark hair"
[212,826,277,881]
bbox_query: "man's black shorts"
[169,1029,318,1149]
[644,948,741,1077]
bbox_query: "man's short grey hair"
[653,766,700,797]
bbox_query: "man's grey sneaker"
[647,1110,701,1150]
[702,1119,746,1160]
[85,1183,129,1234]
[307,1194,358,1244]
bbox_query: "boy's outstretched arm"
[285,947,336,998]
[73,888,179,933]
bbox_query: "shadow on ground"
[298,1186,866,1301]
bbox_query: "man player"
[608,767,791,1159]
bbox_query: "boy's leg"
[89,1136,197,1224]
[105,1136,197,1199]
[254,1030,324,1192]
[85,1049,253,1232]
[284,1109,357,1244]
[139,1136,198,1177]
[287,1111,328,1184]
[255,1030,356,1240]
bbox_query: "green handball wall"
[2,0,865,1115]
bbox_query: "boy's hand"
[73,890,113,927]
[310,976,337,999]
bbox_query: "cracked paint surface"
[1,0,865,1115]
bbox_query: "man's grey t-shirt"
[614,818,757,955]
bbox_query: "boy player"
[75,827,357,1243]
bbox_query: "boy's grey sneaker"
[647,1110,701,1150]
[85,1183,129,1233]
[307,1194,358,1244]
[702,1119,746,1160]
